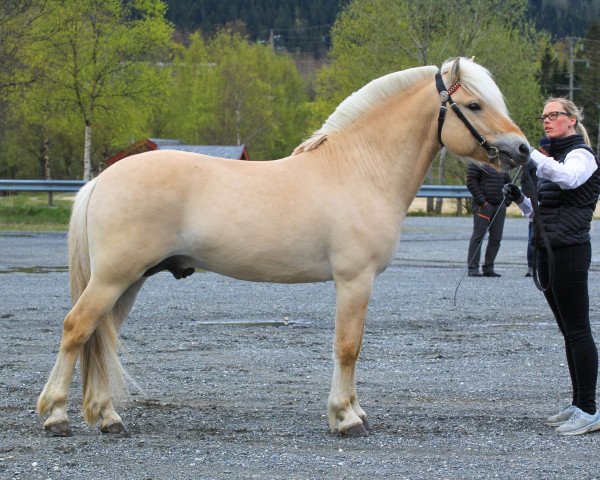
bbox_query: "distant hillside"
[164,0,341,56]
[528,0,600,38]
[163,0,599,52]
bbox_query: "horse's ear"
[450,57,461,83]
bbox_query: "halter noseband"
[435,71,499,163]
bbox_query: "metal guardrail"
[0,180,472,197]
[416,185,471,198]
[0,180,86,206]
[0,179,85,192]
[0,180,472,207]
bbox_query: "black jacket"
[535,135,600,248]
[466,162,511,206]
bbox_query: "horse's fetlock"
[36,397,51,415]
[83,407,101,426]
[328,398,351,417]
[37,386,66,414]
[83,398,102,426]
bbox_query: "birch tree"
[35,0,173,180]
[162,28,308,160]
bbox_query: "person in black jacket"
[466,162,511,277]
[503,97,600,436]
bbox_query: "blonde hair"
[545,97,591,146]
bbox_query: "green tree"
[316,0,542,136]
[314,0,544,169]
[161,28,308,160]
[578,21,600,153]
[0,0,46,96]
[29,0,174,180]
[160,33,217,144]
[0,1,49,178]
[312,0,543,213]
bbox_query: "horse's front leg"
[328,272,374,436]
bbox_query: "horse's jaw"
[494,134,531,170]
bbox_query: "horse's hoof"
[45,421,72,437]
[101,421,130,436]
[340,422,368,437]
[361,418,371,431]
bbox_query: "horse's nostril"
[519,143,530,155]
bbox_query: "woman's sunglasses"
[538,111,571,122]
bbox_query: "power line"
[257,24,333,35]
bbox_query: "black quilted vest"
[535,135,600,248]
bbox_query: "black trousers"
[467,202,506,273]
[537,242,598,414]
[527,221,534,268]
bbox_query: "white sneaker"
[555,408,600,436]
[544,404,577,427]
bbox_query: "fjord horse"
[37,57,530,437]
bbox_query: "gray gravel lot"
[2,216,600,479]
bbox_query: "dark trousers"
[467,202,506,273]
[527,221,534,268]
[538,242,598,414]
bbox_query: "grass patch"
[0,193,72,231]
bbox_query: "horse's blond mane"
[292,58,508,155]
[293,66,437,155]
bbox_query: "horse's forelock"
[442,58,509,117]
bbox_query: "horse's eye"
[467,103,481,111]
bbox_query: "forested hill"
[164,0,341,55]
[164,0,599,47]
[529,0,600,38]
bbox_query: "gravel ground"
[2,216,600,479]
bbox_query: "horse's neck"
[328,82,441,209]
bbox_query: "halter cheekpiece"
[435,71,499,163]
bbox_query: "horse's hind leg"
[37,279,127,436]
[328,272,374,436]
[82,278,145,435]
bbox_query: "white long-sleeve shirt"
[517,147,597,219]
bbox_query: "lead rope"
[453,166,522,306]
[522,166,554,292]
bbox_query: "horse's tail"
[68,179,95,305]
[68,179,128,425]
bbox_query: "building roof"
[104,138,250,167]
[162,145,249,160]
[149,138,184,148]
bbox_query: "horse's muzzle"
[495,137,531,170]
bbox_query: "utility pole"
[597,108,600,155]
[564,37,585,100]
[568,36,574,100]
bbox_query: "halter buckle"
[439,91,449,102]
[486,146,499,160]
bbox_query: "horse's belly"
[194,248,333,283]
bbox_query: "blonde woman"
[504,98,600,435]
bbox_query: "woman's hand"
[502,183,524,206]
